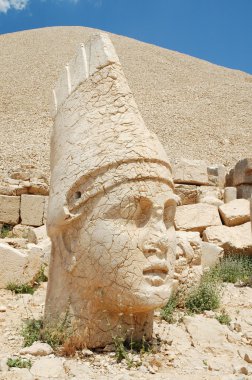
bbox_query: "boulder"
[203,222,252,254]
[20,341,53,356]
[219,199,250,227]
[234,158,252,186]
[27,225,48,244]
[175,203,222,233]
[207,164,226,188]
[20,194,46,226]
[224,187,237,203]
[0,195,20,225]
[0,242,41,288]
[201,241,223,268]
[172,159,209,185]
[174,184,198,205]
[183,315,233,355]
[237,184,252,200]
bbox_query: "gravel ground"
[0,26,252,181]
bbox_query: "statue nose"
[141,229,168,257]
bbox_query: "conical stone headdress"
[47,33,173,234]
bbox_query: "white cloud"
[0,0,29,13]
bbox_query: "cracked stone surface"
[45,33,177,348]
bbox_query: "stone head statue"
[45,34,177,348]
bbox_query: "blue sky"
[0,0,251,74]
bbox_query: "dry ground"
[0,283,252,379]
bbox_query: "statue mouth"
[143,263,168,286]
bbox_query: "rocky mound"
[0,26,252,180]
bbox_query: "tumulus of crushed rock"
[0,26,252,181]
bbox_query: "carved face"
[67,180,177,313]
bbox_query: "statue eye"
[119,198,138,220]
[134,198,152,227]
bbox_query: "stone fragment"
[172,159,209,185]
[225,168,234,187]
[219,199,250,227]
[207,164,226,188]
[174,184,198,205]
[0,242,41,288]
[197,186,223,207]
[27,238,51,270]
[30,357,65,378]
[20,341,53,356]
[175,203,222,233]
[0,305,6,312]
[176,231,202,265]
[183,315,232,355]
[20,194,45,226]
[237,184,252,200]
[224,187,237,203]
[201,241,223,268]
[238,348,252,364]
[28,181,49,196]
[234,158,252,186]
[27,225,48,244]
[12,224,30,239]
[0,237,27,249]
[0,195,20,225]
[203,222,252,254]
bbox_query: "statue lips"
[143,261,169,286]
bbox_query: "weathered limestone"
[27,225,48,244]
[203,222,252,254]
[45,33,177,348]
[224,187,237,203]
[234,158,252,186]
[219,199,250,227]
[0,243,41,288]
[174,184,198,205]
[207,164,226,188]
[172,159,209,185]
[201,241,223,269]
[0,195,20,225]
[175,203,222,233]
[197,186,223,207]
[21,195,46,226]
[237,184,252,200]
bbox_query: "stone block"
[0,243,41,288]
[172,159,209,185]
[207,164,226,188]
[234,158,252,186]
[224,187,237,203]
[174,184,198,205]
[175,203,222,233]
[219,199,250,227]
[27,225,48,244]
[21,195,46,226]
[225,168,234,187]
[203,222,252,254]
[201,241,223,269]
[0,195,20,225]
[197,186,223,207]
[237,184,252,200]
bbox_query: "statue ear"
[58,231,77,273]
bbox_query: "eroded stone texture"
[174,203,222,233]
[45,33,177,348]
[0,195,20,225]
